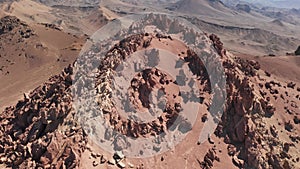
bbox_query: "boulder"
[295,46,300,55]
[236,4,251,13]
[232,155,245,168]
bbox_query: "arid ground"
[0,0,299,169]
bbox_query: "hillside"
[0,0,110,35]
[0,1,299,169]
[0,14,299,169]
[172,0,233,16]
[0,16,86,112]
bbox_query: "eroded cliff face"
[0,28,298,168]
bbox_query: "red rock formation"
[0,28,297,169]
[0,64,87,168]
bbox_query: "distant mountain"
[168,0,234,17]
[35,0,99,7]
[221,0,300,9]
[271,0,300,9]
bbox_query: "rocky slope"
[0,15,85,112]
[208,35,299,169]
[0,15,299,169]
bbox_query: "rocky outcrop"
[0,15,298,168]
[210,34,295,169]
[209,34,225,56]
[40,23,63,31]
[0,16,34,38]
[94,33,210,139]
[0,16,20,35]
[236,4,251,13]
[0,65,87,168]
[200,148,218,169]
[295,46,300,55]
